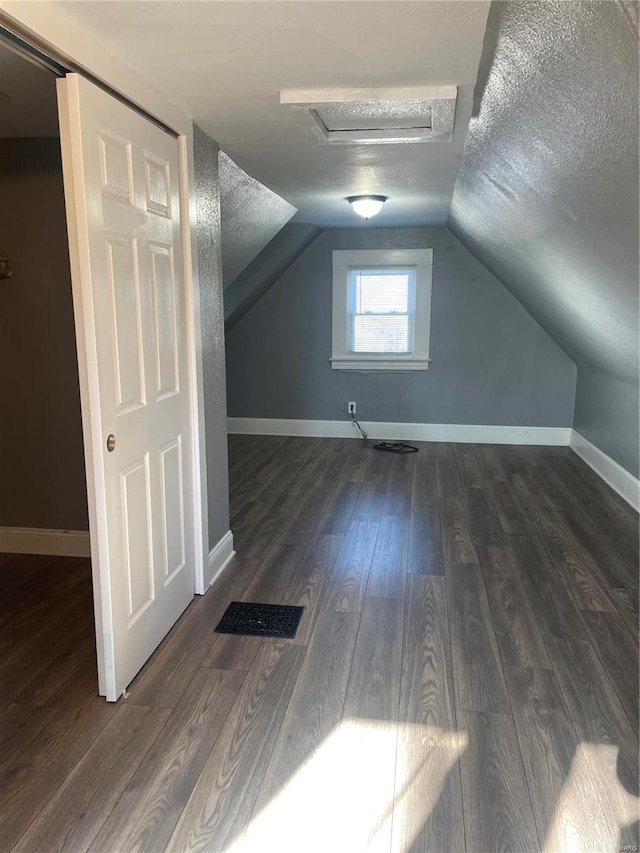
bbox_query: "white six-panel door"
[58,74,195,701]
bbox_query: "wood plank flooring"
[1,437,638,852]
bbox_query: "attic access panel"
[318,101,432,132]
[281,86,457,144]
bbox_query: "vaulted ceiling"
[449,0,639,474]
[3,0,638,474]
[450,0,639,384]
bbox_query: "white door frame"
[0,6,210,600]
[175,133,210,595]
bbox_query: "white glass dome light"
[347,195,388,220]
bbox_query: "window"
[348,267,415,354]
[331,248,432,370]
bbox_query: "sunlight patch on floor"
[391,726,466,852]
[224,720,466,853]
[542,743,639,853]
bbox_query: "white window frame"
[331,248,433,370]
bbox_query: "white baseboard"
[228,418,639,511]
[570,430,640,512]
[0,526,91,557]
[228,417,572,446]
[206,530,235,590]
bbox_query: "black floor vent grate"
[215,602,304,639]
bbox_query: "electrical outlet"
[348,401,357,415]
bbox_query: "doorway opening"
[0,41,97,697]
[0,31,203,703]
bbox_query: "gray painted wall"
[449,0,639,475]
[574,368,639,477]
[226,226,577,427]
[219,151,296,287]
[224,222,322,331]
[0,138,88,530]
[193,126,230,548]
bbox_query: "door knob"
[106,434,116,452]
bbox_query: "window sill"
[330,357,431,371]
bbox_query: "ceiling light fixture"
[347,195,387,220]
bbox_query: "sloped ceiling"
[219,150,296,286]
[449,0,639,384]
[224,222,322,331]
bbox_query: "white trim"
[0,527,91,557]
[228,418,572,446]
[207,531,236,590]
[332,249,433,371]
[281,86,457,105]
[226,419,639,510]
[330,357,431,371]
[570,430,640,512]
[178,133,209,595]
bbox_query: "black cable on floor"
[351,415,419,454]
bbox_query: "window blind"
[347,267,416,354]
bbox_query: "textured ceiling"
[450,0,639,381]
[0,41,59,137]
[449,0,639,473]
[218,150,296,286]
[55,0,490,227]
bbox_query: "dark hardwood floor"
[1,436,638,852]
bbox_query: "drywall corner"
[193,124,231,549]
